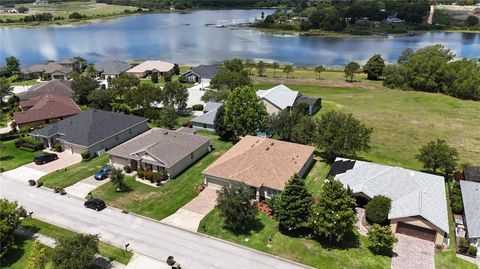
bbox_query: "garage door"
[397,222,436,242]
[206,177,229,190]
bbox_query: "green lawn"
[0,140,42,171]
[92,132,233,220]
[21,218,133,265]
[10,79,39,86]
[199,209,390,269]
[254,83,480,171]
[39,154,109,188]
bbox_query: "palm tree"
[272,62,280,77]
[84,65,97,78]
[283,64,294,78]
[314,65,325,80]
[110,167,125,192]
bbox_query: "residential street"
[0,174,310,269]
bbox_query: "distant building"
[94,60,132,79]
[126,60,175,78]
[180,64,220,88]
[386,15,405,25]
[191,101,222,131]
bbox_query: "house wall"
[298,153,314,177]
[262,99,282,115]
[390,217,445,245]
[110,156,130,167]
[167,141,210,178]
[88,122,149,154]
[192,122,215,132]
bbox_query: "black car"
[84,198,106,211]
[34,153,58,165]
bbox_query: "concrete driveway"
[187,87,206,108]
[0,175,310,269]
[25,150,81,174]
[65,176,111,198]
[1,166,47,182]
[392,233,435,269]
[161,187,217,232]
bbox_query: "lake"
[1,9,479,67]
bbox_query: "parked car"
[34,153,58,165]
[94,164,112,180]
[84,198,106,211]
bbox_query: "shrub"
[14,138,24,148]
[36,180,43,188]
[144,171,154,182]
[451,183,464,214]
[137,169,145,179]
[192,104,204,111]
[123,165,132,173]
[458,238,470,254]
[367,224,397,255]
[468,245,477,256]
[52,143,63,152]
[81,151,91,160]
[365,195,392,224]
[28,180,36,186]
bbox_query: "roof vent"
[265,147,270,151]
[270,142,274,146]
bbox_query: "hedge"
[192,104,204,111]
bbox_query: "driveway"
[392,233,435,269]
[1,166,47,182]
[187,87,206,108]
[25,150,82,174]
[0,175,310,269]
[65,176,111,198]
[161,187,217,232]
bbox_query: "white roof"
[126,60,174,73]
[460,180,480,238]
[334,158,449,234]
[256,84,299,110]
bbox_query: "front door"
[130,160,138,171]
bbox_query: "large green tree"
[367,224,397,256]
[123,83,160,108]
[156,105,177,129]
[216,184,258,232]
[5,56,20,76]
[214,105,235,141]
[88,89,116,111]
[415,139,459,174]
[310,177,357,244]
[72,76,99,105]
[224,58,244,72]
[224,86,268,137]
[363,54,385,80]
[161,81,188,109]
[444,59,480,100]
[51,233,99,269]
[344,61,360,82]
[0,199,25,259]
[210,69,252,91]
[276,174,312,232]
[0,76,12,102]
[316,110,373,163]
[110,167,126,192]
[109,74,140,96]
[291,116,317,145]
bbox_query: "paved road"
[0,174,310,269]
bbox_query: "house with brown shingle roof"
[203,136,315,200]
[14,95,81,128]
[19,79,73,100]
[22,62,73,80]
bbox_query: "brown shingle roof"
[203,136,314,190]
[14,95,81,125]
[19,80,73,100]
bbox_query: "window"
[190,153,194,159]
[203,124,207,128]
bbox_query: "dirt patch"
[254,77,376,90]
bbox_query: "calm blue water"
[1,9,479,67]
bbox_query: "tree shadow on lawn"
[313,230,361,250]
[0,155,14,161]
[1,235,30,267]
[222,217,265,236]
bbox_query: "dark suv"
[94,164,112,180]
[84,198,106,211]
[34,153,58,165]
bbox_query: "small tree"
[156,105,177,129]
[84,65,97,78]
[367,224,397,255]
[72,76,99,105]
[256,61,266,77]
[310,177,357,244]
[365,195,391,224]
[314,65,325,79]
[5,56,20,76]
[363,54,385,80]
[151,71,159,83]
[52,233,99,269]
[0,199,25,259]
[316,110,373,163]
[27,241,48,269]
[415,139,459,174]
[283,64,294,78]
[276,174,312,232]
[466,15,479,27]
[291,116,317,145]
[214,105,235,141]
[224,86,268,138]
[110,167,126,192]
[272,62,280,77]
[216,184,258,232]
[344,61,360,82]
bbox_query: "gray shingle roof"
[461,180,480,239]
[190,65,220,79]
[94,61,132,75]
[20,80,73,100]
[30,109,148,147]
[192,109,218,125]
[332,158,449,234]
[294,95,321,106]
[464,166,480,183]
[108,128,210,168]
[203,101,222,112]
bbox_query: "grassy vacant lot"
[254,82,480,171]
[21,218,133,265]
[39,154,109,188]
[0,140,42,171]
[200,210,390,269]
[92,132,233,220]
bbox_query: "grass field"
[254,82,480,171]
[39,154,109,188]
[200,210,390,269]
[0,140,42,171]
[92,131,233,220]
[21,218,133,265]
